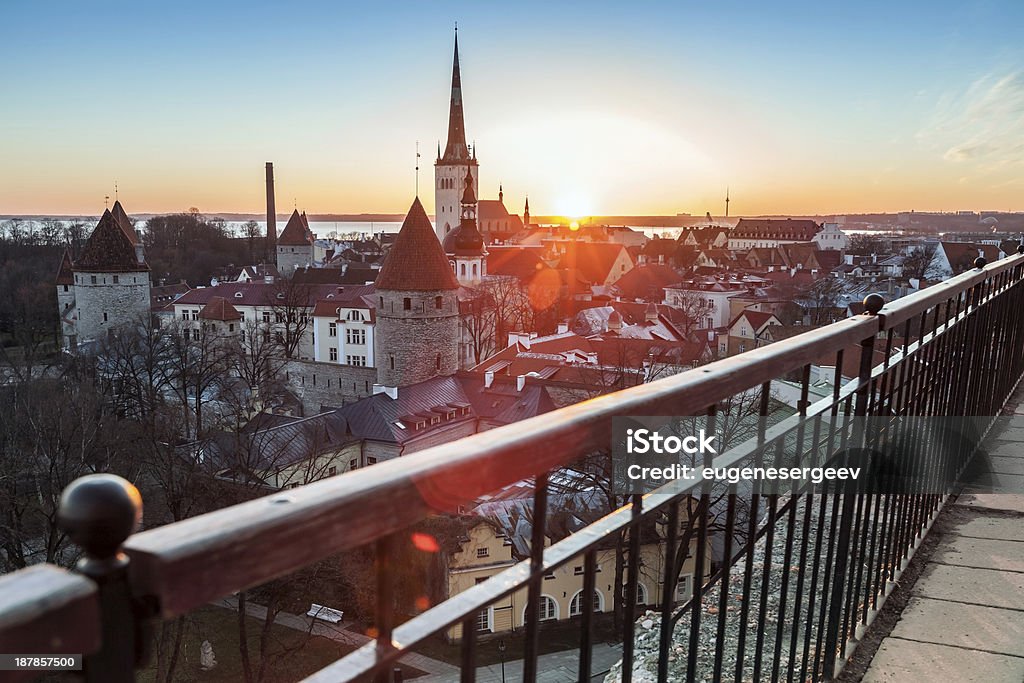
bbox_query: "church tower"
[434,28,479,242]
[375,197,460,387]
[442,165,487,286]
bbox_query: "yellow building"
[445,507,708,641]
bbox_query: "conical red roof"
[110,200,139,245]
[55,248,74,285]
[75,210,148,273]
[376,198,458,291]
[278,209,315,246]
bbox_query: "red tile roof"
[199,296,242,321]
[55,249,74,285]
[110,200,139,245]
[278,209,314,246]
[487,246,549,282]
[729,309,779,331]
[556,242,630,285]
[75,210,149,273]
[376,197,459,291]
[733,218,820,241]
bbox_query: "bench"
[306,603,344,623]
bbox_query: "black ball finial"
[974,256,987,269]
[58,474,142,561]
[863,293,885,315]
[1017,244,1024,255]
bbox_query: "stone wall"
[72,271,150,343]
[375,289,460,387]
[276,245,313,274]
[283,359,377,415]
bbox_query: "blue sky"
[2,1,1022,215]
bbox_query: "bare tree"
[460,289,497,366]
[269,278,313,359]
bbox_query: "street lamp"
[497,639,506,682]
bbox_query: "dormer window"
[234,292,243,298]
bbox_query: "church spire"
[441,26,470,162]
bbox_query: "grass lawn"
[412,613,620,667]
[136,606,425,682]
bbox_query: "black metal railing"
[2,250,1024,682]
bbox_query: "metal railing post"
[58,474,146,683]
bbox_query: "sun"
[554,191,595,221]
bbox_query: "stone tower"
[442,165,488,286]
[434,28,479,241]
[70,202,150,346]
[375,197,460,387]
[276,209,315,274]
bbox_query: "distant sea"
[3,218,887,241]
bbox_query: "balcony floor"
[862,407,1024,683]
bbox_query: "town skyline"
[3,1,1023,217]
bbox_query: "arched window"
[569,590,603,616]
[460,264,466,277]
[472,263,478,276]
[522,595,558,623]
[636,583,648,606]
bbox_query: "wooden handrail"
[0,564,101,676]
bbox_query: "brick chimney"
[266,162,277,263]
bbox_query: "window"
[636,583,648,605]
[192,329,200,341]
[347,310,363,321]
[102,312,108,322]
[229,323,235,332]
[347,328,365,345]
[676,574,693,601]
[403,297,412,311]
[436,354,441,370]
[329,348,338,362]
[239,311,245,321]
[349,459,357,470]
[346,355,367,367]
[327,466,337,476]
[62,285,68,292]
[275,312,284,323]
[329,322,337,337]
[90,276,97,285]
[475,608,491,633]
[262,311,271,323]
[460,264,466,277]
[435,296,443,310]
[476,547,489,558]
[240,330,246,343]
[472,263,478,276]
[390,355,395,370]
[191,310,198,321]
[524,595,558,623]
[569,590,602,616]
[367,457,377,464]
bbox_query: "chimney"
[485,371,494,388]
[266,162,277,262]
[557,321,569,334]
[516,375,526,391]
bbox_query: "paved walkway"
[416,643,621,682]
[863,411,1024,682]
[212,596,460,679]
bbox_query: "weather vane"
[415,141,421,196]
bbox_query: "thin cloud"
[919,70,1024,171]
